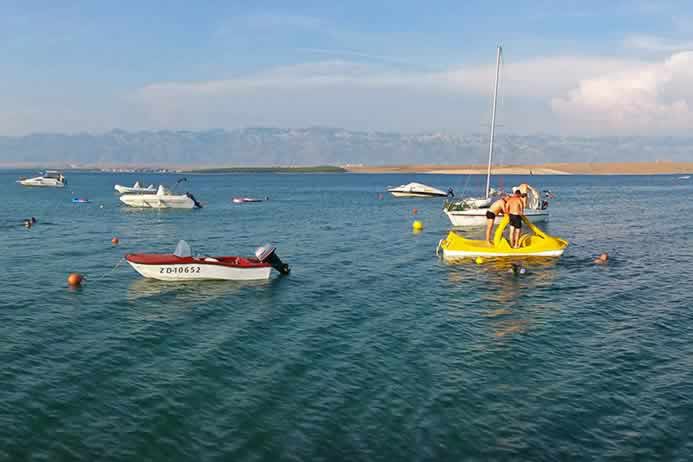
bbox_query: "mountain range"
[0,127,691,167]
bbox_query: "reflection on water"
[443,250,563,339]
[127,277,271,303]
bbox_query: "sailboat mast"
[485,45,502,199]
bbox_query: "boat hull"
[438,214,567,260]
[389,191,447,198]
[120,195,197,209]
[445,208,549,227]
[18,179,65,188]
[115,186,156,194]
[441,247,565,258]
[127,260,272,281]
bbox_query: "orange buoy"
[67,273,83,287]
[111,237,119,245]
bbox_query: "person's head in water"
[31,217,37,223]
[594,252,609,264]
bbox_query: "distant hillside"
[0,127,691,167]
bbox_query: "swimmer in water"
[593,252,609,264]
[509,263,527,275]
[23,219,32,228]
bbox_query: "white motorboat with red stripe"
[126,241,290,281]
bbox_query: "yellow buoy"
[67,273,83,287]
[475,256,485,264]
[412,220,424,231]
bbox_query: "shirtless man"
[505,190,525,248]
[485,195,508,242]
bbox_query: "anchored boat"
[232,197,266,203]
[126,241,290,281]
[388,182,452,198]
[120,185,202,209]
[17,170,66,188]
[438,215,567,259]
[114,181,156,194]
[445,184,550,226]
[443,46,551,226]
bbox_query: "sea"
[1,170,692,461]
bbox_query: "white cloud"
[134,55,643,134]
[624,35,693,52]
[551,51,693,133]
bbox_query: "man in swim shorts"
[505,190,525,248]
[485,195,508,242]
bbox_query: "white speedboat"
[388,182,452,198]
[114,181,156,194]
[120,185,202,209]
[17,170,66,188]
[126,241,290,281]
[232,197,266,203]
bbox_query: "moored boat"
[232,197,267,203]
[388,182,452,198]
[443,46,552,226]
[17,171,66,188]
[438,214,567,259]
[120,185,202,209]
[445,184,550,227]
[115,182,156,194]
[126,241,290,281]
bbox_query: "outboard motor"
[255,244,290,275]
[186,192,203,208]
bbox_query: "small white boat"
[17,170,66,188]
[388,182,452,198]
[114,181,156,194]
[232,197,266,204]
[120,185,202,209]
[126,241,290,281]
[679,175,690,180]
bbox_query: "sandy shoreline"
[2,161,692,175]
[344,162,693,175]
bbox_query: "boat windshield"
[174,240,192,257]
[44,171,62,179]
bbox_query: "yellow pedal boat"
[438,214,568,259]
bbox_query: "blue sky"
[2,0,693,136]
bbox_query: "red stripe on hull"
[126,254,270,269]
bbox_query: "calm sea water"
[1,170,692,461]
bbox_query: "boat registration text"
[160,266,201,274]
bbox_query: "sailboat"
[443,46,550,227]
